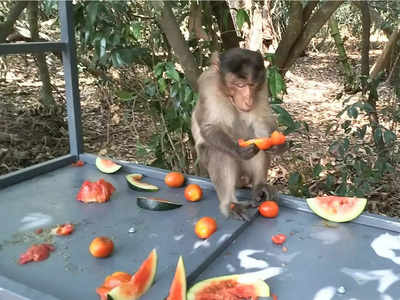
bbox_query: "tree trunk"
[274,1,303,70]
[358,1,371,95]
[248,3,263,51]
[0,1,29,43]
[370,28,400,80]
[28,1,56,107]
[351,2,392,38]
[156,1,201,91]
[328,15,354,90]
[277,0,344,74]
[303,1,319,24]
[209,0,240,50]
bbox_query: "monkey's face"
[224,73,261,112]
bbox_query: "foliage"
[138,62,198,172]
[73,1,151,69]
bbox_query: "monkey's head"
[216,48,266,112]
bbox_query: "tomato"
[271,234,286,245]
[272,293,278,300]
[195,217,217,239]
[258,201,279,218]
[184,184,203,202]
[165,172,185,188]
[89,236,114,258]
[76,179,115,203]
[55,223,74,236]
[71,160,85,167]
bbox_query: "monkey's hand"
[230,203,252,222]
[266,141,289,155]
[252,183,277,203]
[236,143,259,160]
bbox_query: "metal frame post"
[58,0,83,156]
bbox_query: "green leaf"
[116,90,134,101]
[383,129,396,144]
[236,9,250,31]
[135,142,148,158]
[87,2,99,26]
[154,63,165,77]
[165,69,181,82]
[99,37,106,59]
[312,164,323,178]
[268,67,285,97]
[347,105,358,119]
[158,78,167,94]
[363,102,375,113]
[335,183,348,196]
[373,127,382,145]
[130,23,142,40]
[325,174,336,191]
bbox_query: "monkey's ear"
[210,52,220,70]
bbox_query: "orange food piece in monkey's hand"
[238,137,272,150]
[270,131,286,146]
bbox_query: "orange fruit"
[184,184,203,202]
[238,138,272,150]
[89,236,114,258]
[195,217,217,239]
[270,131,286,146]
[104,272,131,289]
[165,172,185,188]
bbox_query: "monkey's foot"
[230,203,251,222]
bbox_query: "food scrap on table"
[71,160,85,167]
[76,179,115,203]
[18,243,55,265]
[50,223,75,236]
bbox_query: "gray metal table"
[0,154,400,300]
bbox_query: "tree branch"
[156,1,201,91]
[275,1,303,70]
[283,0,344,73]
[209,0,240,50]
[358,1,371,94]
[303,1,319,24]
[0,1,29,42]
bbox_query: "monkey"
[191,48,288,221]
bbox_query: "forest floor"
[1,48,399,219]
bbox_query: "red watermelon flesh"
[187,275,270,300]
[306,196,367,222]
[107,249,157,300]
[166,256,186,300]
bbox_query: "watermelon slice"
[107,249,157,300]
[96,157,122,174]
[187,274,270,300]
[166,256,186,300]
[306,196,367,222]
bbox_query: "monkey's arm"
[200,123,259,160]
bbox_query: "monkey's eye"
[235,82,246,88]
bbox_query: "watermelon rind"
[306,196,367,223]
[187,274,270,300]
[96,157,122,174]
[126,174,159,192]
[167,256,186,300]
[137,197,182,211]
[107,249,157,300]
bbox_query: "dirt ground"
[0,50,399,219]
